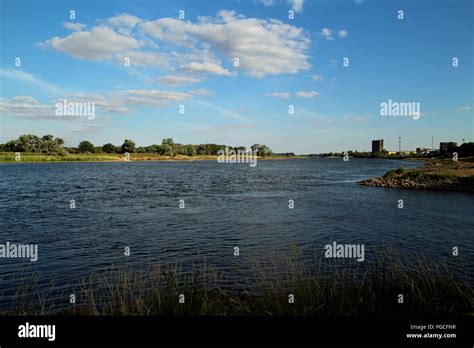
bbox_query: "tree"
[251,144,272,157]
[78,140,95,153]
[17,134,42,152]
[102,143,118,153]
[185,145,196,156]
[161,143,172,156]
[121,139,136,153]
[162,138,174,146]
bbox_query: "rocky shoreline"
[358,159,474,193]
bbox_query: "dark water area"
[0,158,472,306]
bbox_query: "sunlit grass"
[0,248,472,316]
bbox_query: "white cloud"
[41,26,142,60]
[458,106,472,112]
[180,62,236,76]
[0,96,55,119]
[62,22,87,32]
[190,88,213,96]
[107,13,141,28]
[288,0,304,13]
[60,92,130,114]
[141,12,311,77]
[319,28,334,40]
[0,87,201,121]
[125,89,193,106]
[156,75,202,87]
[115,50,172,68]
[310,74,324,81]
[0,68,58,94]
[338,30,348,38]
[295,91,319,98]
[264,92,290,99]
[43,11,312,78]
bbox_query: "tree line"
[0,134,274,157]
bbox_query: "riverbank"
[0,152,307,163]
[0,248,471,316]
[359,158,474,193]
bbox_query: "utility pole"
[398,137,401,154]
[432,135,434,150]
[462,138,465,144]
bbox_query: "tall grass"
[0,248,472,316]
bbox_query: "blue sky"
[0,0,472,153]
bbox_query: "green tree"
[162,138,174,146]
[78,140,96,153]
[102,143,118,153]
[161,143,172,156]
[251,144,272,157]
[121,139,136,153]
[185,145,196,156]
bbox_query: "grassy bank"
[1,248,472,316]
[0,152,306,163]
[359,158,474,193]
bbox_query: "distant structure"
[372,139,384,153]
[440,142,458,154]
[416,147,434,155]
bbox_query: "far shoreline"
[358,157,474,193]
[0,153,427,164]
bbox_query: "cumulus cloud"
[141,11,311,77]
[319,28,334,40]
[458,106,471,112]
[41,11,312,78]
[62,22,87,32]
[318,28,348,40]
[295,91,319,98]
[107,13,141,28]
[338,30,348,38]
[0,87,201,120]
[156,75,202,87]
[41,26,142,60]
[264,92,290,99]
[0,96,54,119]
[180,61,236,76]
[288,0,304,13]
[115,50,172,69]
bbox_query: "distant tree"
[251,144,272,157]
[196,145,206,155]
[145,145,159,153]
[121,139,136,153]
[102,143,118,153]
[161,143,173,156]
[162,138,174,146]
[17,134,42,152]
[78,140,95,153]
[458,142,474,157]
[185,145,196,156]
